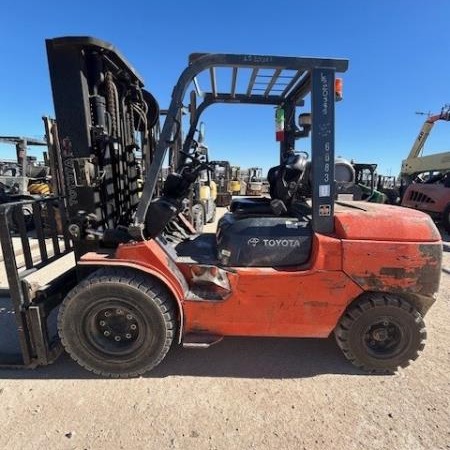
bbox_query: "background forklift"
[0,37,442,378]
[210,160,233,206]
[245,167,263,195]
[185,124,217,232]
[230,165,241,195]
[162,109,216,232]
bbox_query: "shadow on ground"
[0,336,364,380]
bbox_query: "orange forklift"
[0,37,441,377]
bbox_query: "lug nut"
[104,331,110,336]
[130,324,137,330]
[116,309,123,315]
[99,320,106,326]
[125,333,132,339]
[114,336,121,342]
[126,314,133,320]
[104,311,111,317]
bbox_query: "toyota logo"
[248,237,260,247]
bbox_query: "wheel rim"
[363,317,407,359]
[83,301,147,357]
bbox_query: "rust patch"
[353,275,384,291]
[417,243,442,295]
[419,243,442,262]
[380,267,409,279]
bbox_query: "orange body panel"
[181,233,364,338]
[334,202,441,242]
[183,270,362,337]
[342,240,442,296]
[79,240,187,301]
[79,205,442,341]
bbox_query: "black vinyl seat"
[217,154,312,267]
[229,197,272,215]
[230,154,310,217]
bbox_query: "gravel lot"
[0,209,448,450]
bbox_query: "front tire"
[191,203,205,232]
[207,202,217,223]
[334,294,426,373]
[58,268,176,378]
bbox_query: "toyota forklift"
[0,37,442,377]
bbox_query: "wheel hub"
[372,327,389,342]
[95,307,139,345]
[364,318,403,357]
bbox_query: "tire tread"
[334,294,426,374]
[58,267,176,378]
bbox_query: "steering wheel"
[178,149,213,177]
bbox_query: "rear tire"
[58,268,176,378]
[334,294,426,373]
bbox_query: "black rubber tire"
[442,203,450,234]
[58,268,176,378]
[207,203,217,223]
[334,294,426,374]
[192,203,205,232]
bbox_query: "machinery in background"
[400,105,450,186]
[0,136,49,196]
[245,167,263,195]
[376,175,400,205]
[161,110,217,232]
[399,105,450,230]
[229,165,241,195]
[402,172,450,232]
[335,159,390,203]
[0,136,52,230]
[210,160,233,206]
[184,128,217,231]
[353,163,388,203]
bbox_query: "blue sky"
[0,0,448,176]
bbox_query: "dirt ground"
[0,209,448,450]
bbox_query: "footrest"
[182,333,223,348]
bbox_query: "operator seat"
[230,153,310,217]
[217,153,312,267]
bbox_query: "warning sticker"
[319,184,330,197]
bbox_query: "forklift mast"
[46,37,160,259]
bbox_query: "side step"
[182,333,223,348]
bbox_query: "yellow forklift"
[229,166,241,195]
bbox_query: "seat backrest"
[268,154,309,205]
